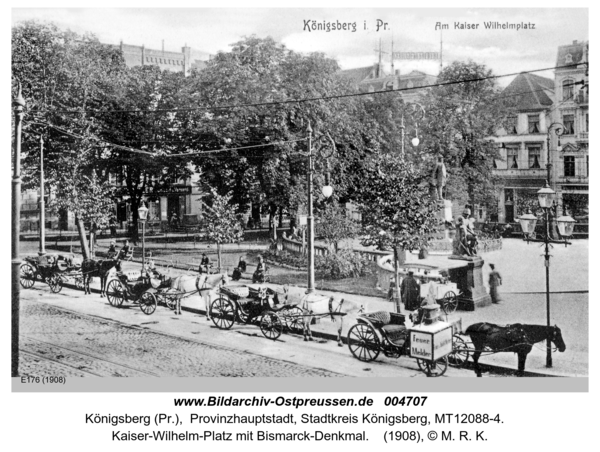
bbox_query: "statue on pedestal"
[453,208,478,257]
[431,154,447,201]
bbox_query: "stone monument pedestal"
[447,256,492,311]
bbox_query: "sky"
[11,6,589,87]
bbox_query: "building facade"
[492,40,589,225]
[552,40,589,222]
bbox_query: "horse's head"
[551,325,566,352]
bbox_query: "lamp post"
[305,124,334,293]
[546,122,564,187]
[39,135,46,255]
[138,203,149,274]
[12,83,25,377]
[517,181,575,368]
[399,103,425,158]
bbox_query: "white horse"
[166,273,229,315]
[282,286,363,347]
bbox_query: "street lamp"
[12,82,25,377]
[399,103,425,157]
[517,181,575,368]
[305,124,335,293]
[138,203,149,274]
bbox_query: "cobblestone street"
[19,298,347,378]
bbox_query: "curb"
[57,280,561,377]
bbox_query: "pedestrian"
[117,239,130,261]
[401,271,421,311]
[488,263,503,304]
[253,255,266,284]
[199,253,211,274]
[107,240,117,259]
[238,255,247,273]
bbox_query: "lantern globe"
[557,215,576,237]
[322,185,333,198]
[138,204,149,221]
[411,136,420,147]
[518,212,538,234]
[537,185,556,209]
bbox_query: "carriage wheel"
[260,313,283,340]
[19,263,36,289]
[416,357,448,377]
[165,295,177,310]
[210,297,236,330]
[48,275,63,293]
[347,323,381,362]
[140,292,157,315]
[441,291,458,314]
[282,306,304,334]
[106,279,124,307]
[75,276,85,291]
[448,335,470,367]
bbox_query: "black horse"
[465,322,566,377]
[81,258,121,297]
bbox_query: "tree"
[48,159,114,259]
[201,189,245,272]
[419,60,507,209]
[315,203,359,253]
[12,21,126,255]
[181,36,379,225]
[92,65,192,241]
[354,154,440,312]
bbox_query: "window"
[587,156,589,177]
[562,79,574,101]
[528,115,540,133]
[586,113,589,132]
[564,156,575,177]
[528,146,541,169]
[563,114,575,134]
[507,147,519,169]
[506,116,517,135]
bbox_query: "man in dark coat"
[401,271,421,311]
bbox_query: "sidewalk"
[66,255,586,378]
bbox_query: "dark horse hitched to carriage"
[465,322,566,377]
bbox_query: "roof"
[556,41,588,69]
[338,65,378,84]
[502,72,554,110]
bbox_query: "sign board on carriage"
[409,321,453,361]
[298,215,307,226]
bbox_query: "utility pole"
[39,135,46,255]
[12,84,25,377]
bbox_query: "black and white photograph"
[9,5,590,383]
[6,2,595,448]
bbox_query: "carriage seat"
[362,311,406,332]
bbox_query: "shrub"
[316,250,371,279]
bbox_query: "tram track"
[20,335,162,377]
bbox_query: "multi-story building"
[116,41,209,75]
[493,40,588,226]
[552,40,589,221]
[492,72,555,223]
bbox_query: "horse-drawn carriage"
[19,254,83,293]
[105,271,187,315]
[208,284,303,340]
[347,305,468,377]
[420,280,460,314]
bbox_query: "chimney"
[573,40,578,45]
[162,40,165,54]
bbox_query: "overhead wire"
[25,62,587,115]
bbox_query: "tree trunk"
[76,215,90,260]
[217,242,222,273]
[130,198,140,243]
[394,247,403,314]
